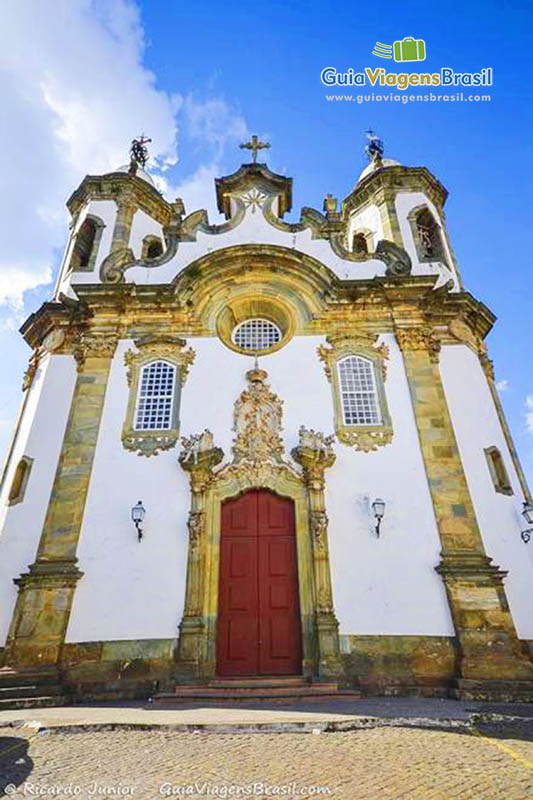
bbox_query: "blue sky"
[2,0,533,489]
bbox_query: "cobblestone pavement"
[0,720,532,800]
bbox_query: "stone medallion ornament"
[42,329,65,352]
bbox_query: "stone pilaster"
[397,326,533,692]
[292,442,342,680]
[110,196,136,254]
[4,331,118,668]
[176,444,224,678]
[374,187,403,248]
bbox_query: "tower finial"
[130,135,152,170]
[239,134,271,164]
[364,129,384,163]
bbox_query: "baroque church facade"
[0,135,532,701]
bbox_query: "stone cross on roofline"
[239,134,271,164]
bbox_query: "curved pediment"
[98,161,412,287]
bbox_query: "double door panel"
[217,490,302,676]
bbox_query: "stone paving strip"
[0,721,532,800]
[0,697,532,732]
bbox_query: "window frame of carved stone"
[318,333,392,452]
[8,456,33,505]
[407,205,447,265]
[68,214,105,273]
[484,445,513,496]
[122,336,195,457]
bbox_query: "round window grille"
[232,318,282,351]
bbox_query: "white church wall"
[129,208,164,260]
[324,335,454,637]
[346,203,382,251]
[439,344,533,639]
[65,339,190,644]
[0,354,77,645]
[66,333,454,644]
[125,204,388,287]
[395,192,459,289]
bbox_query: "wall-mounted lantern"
[132,500,146,542]
[371,498,386,538]
[521,500,533,544]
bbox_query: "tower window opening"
[484,446,513,495]
[135,361,176,431]
[338,356,381,426]
[142,236,164,260]
[232,318,282,351]
[71,218,97,269]
[352,233,369,255]
[8,456,33,505]
[414,208,446,262]
[68,215,104,272]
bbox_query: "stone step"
[0,684,64,699]
[0,667,60,688]
[155,683,360,703]
[208,677,311,689]
[155,691,360,704]
[0,695,71,710]
[174,686,339,697]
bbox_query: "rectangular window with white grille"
[338,356,381,426]
[135,361,176,431]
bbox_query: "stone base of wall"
[3,635,529,703]
[452,679,533,703]
[60,638,178,699]
[339,635,458,696]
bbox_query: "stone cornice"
[66,172,172,225]
[19,298,91,351]
[18,277,496,351]
[342,165,448,217]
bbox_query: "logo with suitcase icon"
[372,37,426,62]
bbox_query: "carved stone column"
[4,331,118,668]
[397,326,533,695]
[292,438,342,681]
[177,437,223,679]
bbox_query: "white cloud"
[526,395,533,434]
[496,379,509,392]
[0,1,249,317]
[0,0,178,311]
[173,164,225,221]
[184,96,248,161]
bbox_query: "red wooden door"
[217,490,302,677]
